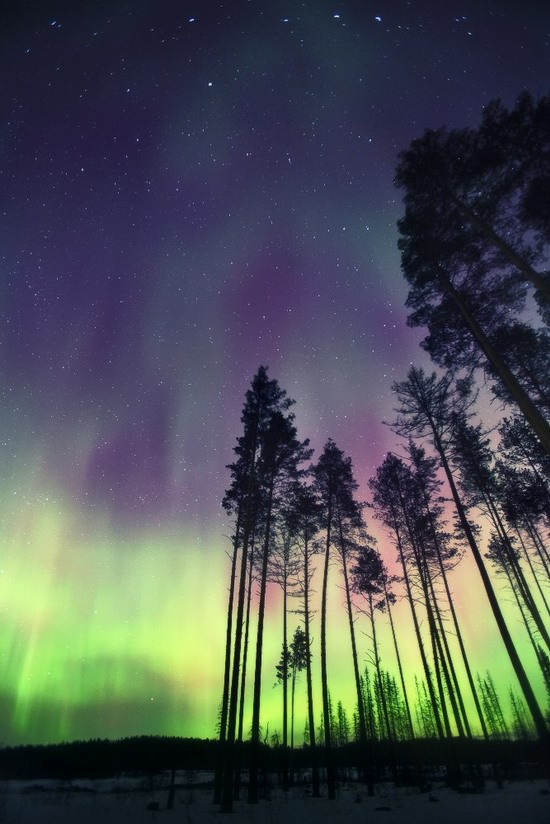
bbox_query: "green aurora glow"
[0,477,545,744]
[1,1,548,745]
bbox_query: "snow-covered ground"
[1,775,548,824]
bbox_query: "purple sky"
[4,0,548,529]
[0,0,549,744]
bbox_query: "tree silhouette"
[335,700,350,746]
[361,668,378,741]
[218,352,548,800]
[395,92,550,302]
[379,562,415,740]
[391,366,548,740]
[351,546,393,740]
[487,323,550,415]
[401,454,465,740]
[214,507,241,804]
[498,416,550,527]
[450,415,550,654]
[408,441,489,739]
[485,532,550,694]
[311,440,343,799]
[496,457,550,588]
[248,408,312,803]
[395,94,550,450]
[289,482,322,796]
[313,439,371,797]
[220,367,295,813]
[509,688,535,740]
[270,510,301,791]
[382,671,410,742]
[234,513,258,799]
[288,626,308,751]
[477,673,509,740]
[369,454,445,740]
[414,676,438,738]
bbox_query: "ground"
[1,774,549,824]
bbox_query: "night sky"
[1,0,549,745]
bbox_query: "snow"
[1,776,548,823]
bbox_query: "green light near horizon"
[0,488,228,744]
[0,474,546,746]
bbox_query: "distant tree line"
[0,737,216,780]
[215,92,550,811]
[0,735,544,782]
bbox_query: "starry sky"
[1,0,549,745]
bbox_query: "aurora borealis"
[1,1,549,745]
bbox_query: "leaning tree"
[395,93,550,451]
[390,366,548,740]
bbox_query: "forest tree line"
[215,92,550,811]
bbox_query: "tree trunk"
[291,665,296,749]
[282,569,289,791]
[213,515,240,804]
[426,561,468,736]
[383,577,415,739]
[303,533,321,797]
[441,273,550,453]
[407,538,454,738]
[510,567,543,660]
[234,532,256,800]
[515,528,550,617]
[336,505,368,746]
[487,497,550,652]
[524,518,550,576]
[248,478,275,804]
[438,179,550,300]
[421,492,478,737]
[220,421,260,813]
[392,511,445,740]
[413,393,549,740]
[432,522,489,739]
[424,577,453,738]
[368,592,391,741]
[320,495,337,800]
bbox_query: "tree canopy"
[395,93,550,452]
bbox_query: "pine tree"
[351,545,393,741]
[369,454,446,740]
[313,439,369,797]
[270,513,301,792]
[509,689,535,740]
[408,440,483,738]
[391,367,548,740]
[395,94,550,449]
[450,415,550,652]
[285,482,321,796]
[248,407,312,804]
[289,626,308,751]
[478,673,509,740]
[335,701,350,746]
[220,367,300,813]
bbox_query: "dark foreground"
[0,737,548,823]
[1,775,549,824]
